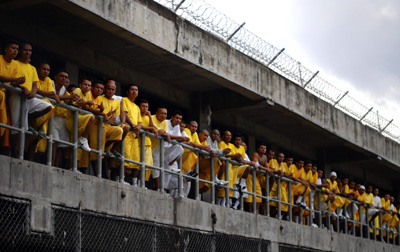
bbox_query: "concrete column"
[65,61,79,85]
[248,135,256,155]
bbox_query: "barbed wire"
[154,0,400,143]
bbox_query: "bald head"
[199,129,209,142]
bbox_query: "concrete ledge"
[0,155,398,252]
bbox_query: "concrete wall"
[0,155,398,252]
[57,0,400,169]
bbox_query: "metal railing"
[153,0,400,143]
[0,82,399,245]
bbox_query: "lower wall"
[0,155,397,252]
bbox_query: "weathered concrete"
[0,155,398,252]
[51,0,400,169]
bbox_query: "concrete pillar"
[248,134,256,155]
[65,61,79,85]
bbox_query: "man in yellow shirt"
[216,131,240,206]
[50,70,79,168]
[122,85,142,186]
[230,134,255,209]
[269,152,291,216]
[138,99,157,185]
[35,63,59,157]
[66,79,95,173]
[0,41,25,152]
[182,121,211,175]
[10,43,53,158]
[90,81,123,178]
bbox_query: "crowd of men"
[0,41,399,241]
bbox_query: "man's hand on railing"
[11,76,25,87]
[222,148,230,154]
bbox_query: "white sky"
[203,0,400,128]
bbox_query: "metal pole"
[226,22,246,42]
[174,0,185,12]
[318,190,322,228]
[266,48,285,67]
[266,173,270,217]
[360,107,373,122]
[210,156,215,204]
[359,203,363,238]
[298,62,303,86]
[277,177,281,219]
[252,169,256,214]
[178,156,183,196]
[303,71,319,88]
[46,115,54,166]
[159,138,165,193]
[140,132,146,187]
[333,91,349,107]
[72,110,78,171]
[97,117,103,178]
[18,95,26,160]
[119,138,125,183]
[195,150,200,200]
[288,181,292,222]
[225,161,230,208]
[380,119,393,133]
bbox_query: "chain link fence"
[153,0,400,143]
[279,244,325,252]
[0,195,271,252]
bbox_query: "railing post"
[359,203,363,238]
[265,173,270,217]
[252,168,256,214]
[97,117,103,178]
[195,150,200,200]
[119,138,125,183]
[351,202,356,236]
[159,138,165,193]
[288,181,292,222]
[379,211,383,241]
[140,132,146,186]
[225,161,230,208]
[177,156,183,196]
[277,176,281,219]
[318,190,322,228]
[46,115,54,166]
[18,94,26,160]
[210,156,215,204]
[72,110,79,171]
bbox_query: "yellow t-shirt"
[290,164,304,178]
[231,144,246,160]
[184,128,200,144]
[141,114,152,146]
[306,170,315,183]
[37,77,54,92]
[0,55,20,90]
[99,96,120,125]
[17,61,38,91]
[268,159,285,172]
[381,198,391,211]
[364,193,374,205]
[90,92,102,107]
[150,114,168,150]
[122,97,142,126]
[218,141,235,168]
[344,184,351,194]
[54,91,70,118]
[73,88,91,102]
[327,179,340,193]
